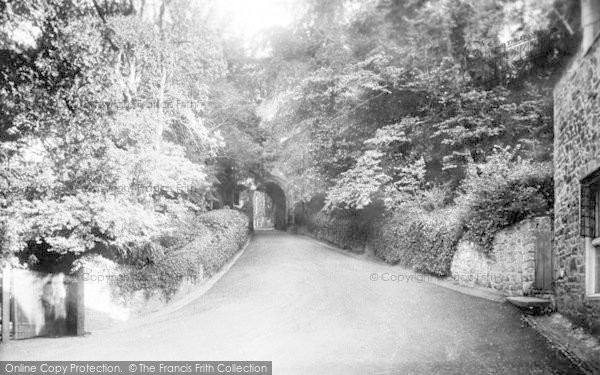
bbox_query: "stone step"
[507,296,553,314]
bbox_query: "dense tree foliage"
[0,0,253,269]
[0,0,579,271]
[262,0,575,211]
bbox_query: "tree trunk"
[155,0,169,152]
[155,66,167,151]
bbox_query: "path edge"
[521,314,600,375]
[296,232,506,303]
[110,235,254,329]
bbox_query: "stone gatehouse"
[553,0,600,333]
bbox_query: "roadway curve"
[0,231,580,374]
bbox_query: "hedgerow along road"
[0,231,581,374]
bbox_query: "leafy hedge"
[296,198,384,252]
[87,209,249,299]
[197,209,251,275]
[457,150,553,254]
[306,210,370,252]
[297,205,460,276]
[370,208,462,276]
[296,149,553,277]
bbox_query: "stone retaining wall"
[451,217,551,296]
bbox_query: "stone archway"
[248,172,293,231]
[252,190,275,229]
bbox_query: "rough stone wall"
[554,41,600,332]
[451,217,551,296]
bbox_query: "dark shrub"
[457,150,553,253]
[306,210,368,252]
[293,194,326,227]
[196,209,249,275]
[113,209,249,299]
[298,201,385,253]
[370,208,462,276]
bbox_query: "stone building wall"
[554,40,600,332]
[451,217,551,296]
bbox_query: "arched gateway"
[244,171,293,231]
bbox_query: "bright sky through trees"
[213,0,296,39]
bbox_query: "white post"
[1,266,11,343]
